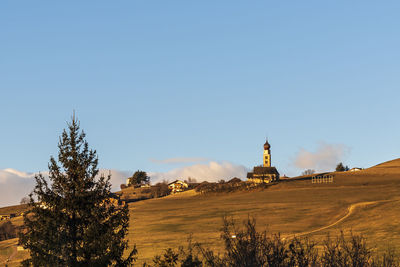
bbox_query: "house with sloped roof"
[168,180,188,193]
[0,213,16,221]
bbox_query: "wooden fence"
[312,174,334,184]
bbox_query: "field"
[0,204,29,217]
[128,159,400,264]
[1,158,400,265]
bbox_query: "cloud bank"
[0,168,130,208]
[0,162,247,207]
[0,168,36,208]
[149,161,248,183]
[99,169,131,191]
[293,142,350,172]
[149,157,209,164]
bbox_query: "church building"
[247,139,280,183]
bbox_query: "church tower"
[263,139,271,167]
[247,139,279,183]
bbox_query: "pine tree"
[336,162,349,172]
[19,116,136,266]
[128,171,150,187]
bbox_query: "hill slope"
[370,158,400,168]
[2,158,400,265]
[128,160,400,264]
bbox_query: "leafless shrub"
[302,169,315,176]
[149,218,399,267]
[151,183,171,198]
[288,236,318,267]
[371,247,399,267]
[0,221,16,241]
[20,196,30,205]
[195,181,273,194]
[152,248,179,267]
[120,184,127,190]
[321,231,372,267]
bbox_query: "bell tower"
[263,139,271,167]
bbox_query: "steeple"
[263,139,271,167]
[264,138,271,150]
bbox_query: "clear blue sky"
[1,1,400,177]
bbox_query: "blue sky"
[1,1,400,204]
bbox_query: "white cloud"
[98,169,131,191]
[0,169,36,207]
[149,157,209,164]
[293,142,350,172]
[148,161,248,183]
[0,162,247,207]
[0,168,130,208]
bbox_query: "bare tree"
[20,196,30,205]
[302,169,315,176]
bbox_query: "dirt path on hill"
[284,198,398,240]
[7,246,18,262]
[1,245,17,265]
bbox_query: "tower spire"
[263,138,271,167]
[264,138,271,150]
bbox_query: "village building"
[247,139,280,183]
[0,213,16,221]
[108,193,126,207]
[168,180,188,193]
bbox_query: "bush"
[321,231,369,267]
[195,181,272,194]
[153,248,179,267]
[120,184,127,190]
[219,216,274,267]
[228,177,242,184]
[302,169,315,176]
[151,183,171,198]
[371,247,399,267]
[142,188,151,194]
[0,221,16,241]
[152,238,202,267]
[20,196,30,205]
[288,237,318,267]
[148,217,399,267]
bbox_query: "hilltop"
[365,158,400,174]
[127,158,400,264]
[1,158,400,265]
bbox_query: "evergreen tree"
[19,116,136,266]
[336,162,350,172]
[128,171,150,187]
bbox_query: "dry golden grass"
[128,159,400,264]
[0,204,28,216]
[2,158,400,265]
[117,186,154,202]
[0,238,29,266]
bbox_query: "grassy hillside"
[0,204,28,216]
[128,160,400,264]
[116,186,153,202]
[2,158,400,265]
